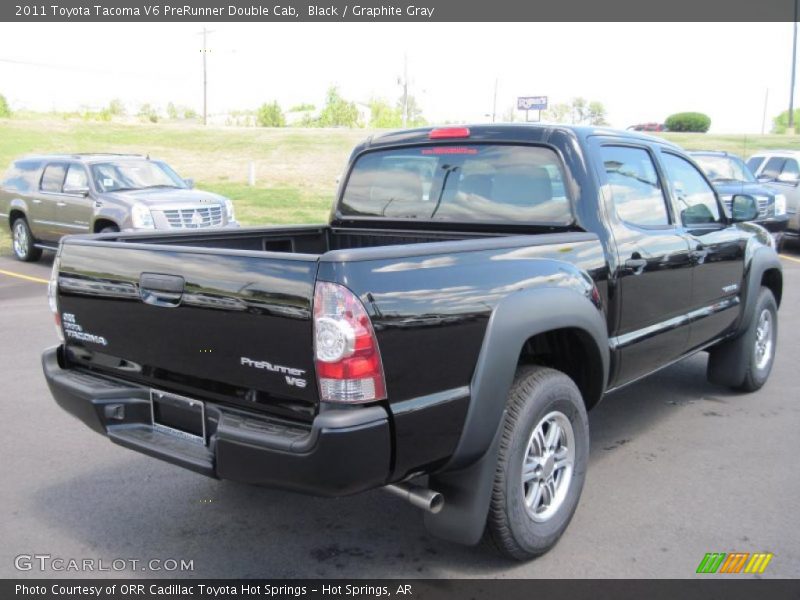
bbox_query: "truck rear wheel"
[487,366,589,560]
[11,217,42,262]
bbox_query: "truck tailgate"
[55,240,319,417]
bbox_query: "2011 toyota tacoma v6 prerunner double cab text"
[42,125,782,560]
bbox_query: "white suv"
[747,150,800,239]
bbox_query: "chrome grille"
[723,197,769,219]
[161,205,223,229]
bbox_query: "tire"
[487,366,590,560]
[99,225,119,233]
[707,287,778,392]
[11,217,42,262]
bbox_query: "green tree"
[166,102,179,120]
[772,109,800,133]
[317,86,360,127]
[256,101,286,127]
[398,95,427,127]
[0,93,11,118]
[542,102,571,123]
[289,102,316,112]
[137,103,159,123]
[107,98,125,116]
[369,98,402,128]
[587,101,608,126]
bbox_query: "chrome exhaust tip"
[384,483,444,514]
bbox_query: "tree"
[0,93,11,118]
[542,102,571,123]
[317,86,360,127]
[772,109,800,134]
[256,101,286,127]
[587,101,608,126]
[166,102,179,120]
[107,98,125,116]
[368,98,402,128]
[137,103,158,123]
[571,97,588,124]
[398,95,427,127]
[665,112,711,133]
[289,102,316,112]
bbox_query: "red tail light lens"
[429,127,470,139]
[313,281,386,403]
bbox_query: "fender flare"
[737,244,782,335]
[7,198,30,223]
[425,286,609,545]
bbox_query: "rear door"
[56,240,321,418]
[56,162,94,233]
[593,141,694,386]
[32,162,67,241]
[658,151,746,350]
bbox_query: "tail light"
[48,254,64,342]
[313,281,386,403]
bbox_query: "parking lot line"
[780,254,800,265]
[0,268,49,284]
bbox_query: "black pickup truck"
[42,125,782,560]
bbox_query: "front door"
[659,151,746,350]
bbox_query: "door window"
[64,164,89,191]
[599,145,670,227]
[779,158,800,182]
[40,164,67,193]
[661,153,722,226]
[759,157,785,181]
[746,156,765,174]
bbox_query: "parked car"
[43,125,782,560]
[627,122,667,132]
[690,151,788,248]
[0,153,238,262]
[745,150,800,241]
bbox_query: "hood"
[710,180,774,198]
[100,187,228,207]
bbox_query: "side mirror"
[184,178,195,189]
[777,172,800,185]
[63,185,90,196]
[730,194,759,222]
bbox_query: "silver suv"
[0,153,238,261]
[746,150,800,241]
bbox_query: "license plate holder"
[150,389,206,445]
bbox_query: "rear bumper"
[42,346,391,496]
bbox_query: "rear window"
[2,160,41,193]
[339,145,572,224]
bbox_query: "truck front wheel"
[487,366,589,560]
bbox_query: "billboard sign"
[517,96,548,111]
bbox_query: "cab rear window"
[339,145,572,224]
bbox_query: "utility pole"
[789,2,798,133]
[199,27,214,126]
[492,78,498,123]
[762,88,770,135]
[401,53,408,128]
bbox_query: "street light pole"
[789,1,798,133]
[199,27,214,126]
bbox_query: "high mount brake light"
[428,127,471,139]
[313,281,387,403]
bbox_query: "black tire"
[707,287,778,392]
[99,225,119,233]
[11,217,42,262]
[487,366,590,560]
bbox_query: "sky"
[0,22,794,133]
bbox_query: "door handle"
[625,258,647,274]
[139,272,185,308]
[690,248,709,262]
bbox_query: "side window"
[760,157,785,181]
[746,156,765,174]
[780,158,800,181]
[661,153,721,226]
[63,164,89,191]
[2,161,40,193]
[40,164,66,193]
[599,145,670,227]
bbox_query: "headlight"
[131,203,155,229]
[223,198,235,222]
[774,194,786,216]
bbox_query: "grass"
[2,117,800,254]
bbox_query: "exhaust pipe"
[384,483,444,514]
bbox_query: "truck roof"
[16,153,148,164]
[364,123,682,152]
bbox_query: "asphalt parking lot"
[1,247,799,579]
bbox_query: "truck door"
[659,151,746,350]
[57,162,94,234]
[32,162,68,242]
[595,143,694,386]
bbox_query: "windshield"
[90,160,187,192]
[339,144,572,225]
[693,154,755,183]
